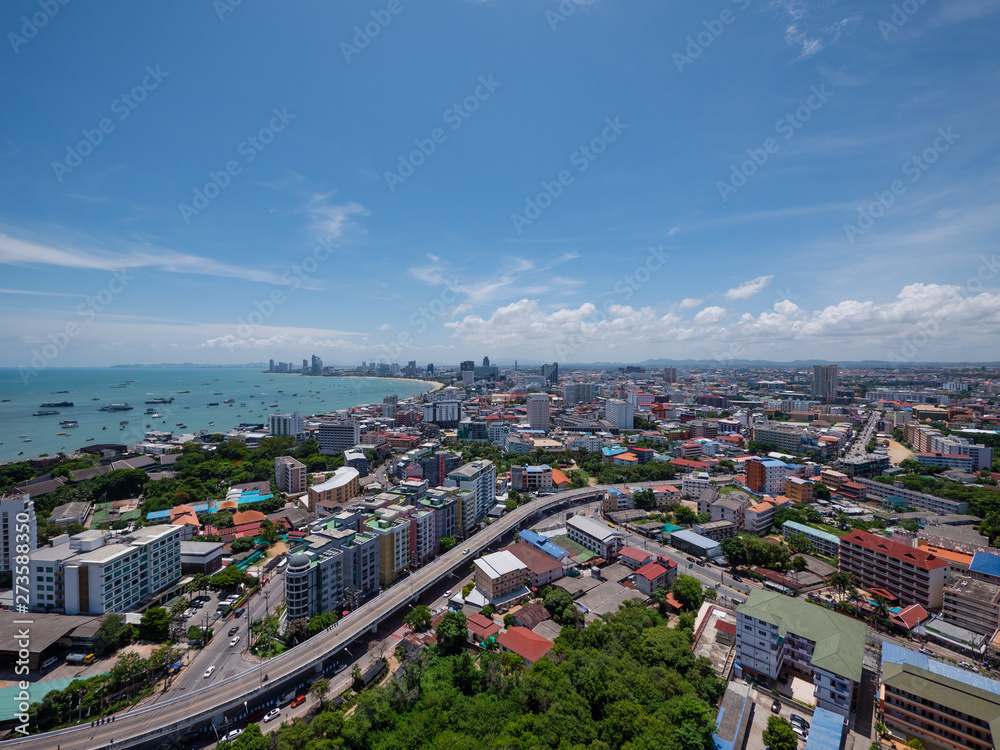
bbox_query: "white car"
[263,708,281,723]
[443,590,452,599]
[224,728,243,741]
[462,548,470,555]
[203,666,216,679]
[230,636,240,647]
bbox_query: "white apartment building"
[269,411,304,438]
[48,525,184,615]
[275,455,307,494]
[488,422,511,446]
[527,394,550,431]
[681,472,713,500]
[737,589,865,718]
[1,493,36,573]
[605,399,634,430]
[422,400,461,424]
[445,460,497,532]
[567,515,624,560]
[562,383,597,404]
[317,420,361,454]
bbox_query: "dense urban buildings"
[839,530,950,608]
[1,493,36,572]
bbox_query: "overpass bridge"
[9,486,617,750]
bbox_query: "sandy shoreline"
[263,371,443,393]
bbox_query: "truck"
[66,653,95,665]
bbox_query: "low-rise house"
[496,626,554,666]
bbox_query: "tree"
[94,614,132,655]
[503,613,514,629]
[633,488,656,510]
[904,740,924,750]
[899,518,920,533]
[403,605,432,632]
[720,536,749,570]
[310,676,330,707]
[230,537,255,553]
[435,611,468,655]
[440,536,457,553]
[762,716,798,750]
[211,566,247,590]
[812,482,831,500]
[480,605,495,618]
[139,607,171,642]
[674,505,696,524]
[258,519,279,545]
[351,665,364,692]
[829,571,856,602]
[786,533,815,556]
[871,594,891,626]
[671,575,703,611]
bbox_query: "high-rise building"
[812,364,839,401]
[541,362,559,384]
[663,366,677,383]
[275,456,307,494]
[422,400,461,425]
[1,493,36,573]
[307,467,361,512]
[604,399,634,430]
[302,358,309,372]
[426,363,434,374]
[366,509,411,586]
[563,383,596,404]
[446,460,497,533]
[483,356,490,367]
[269,359,275,372]
[527,393,550,431]
[317,420,361,454]
[311,354,323,374]
[269,411,305,438]
[745,458,787,496]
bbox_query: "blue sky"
[1,0,999,368]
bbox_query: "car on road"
[224,728,243,741]
[919,647,934,655]
[771,700,781,713]
[790,714,809,730]
[263,708,281,723]
[229,625,240,636]
[230,636,240,647]
[443,590,452,599]
[192,600,204,608]
[290,695,306,708]
[462,548,470,555]
[233,607,245,618]
[686,556,697,563]
[204,666,216,679]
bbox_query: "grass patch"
[804,522,848,537]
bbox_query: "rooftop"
[841,529,950,571]
[475,550,527,579]
[738,589,867,682]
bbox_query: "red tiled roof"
[551,469,570,486]
[467,613,501,639]
[890,603,929,630]
[841,529,950,570]
[664,592,683,610]
[715,620,737,635]
[501,542,562,576]
[635,562,668,580]
[497,627,554,663]
[513,603,551,630]
[619,546,652,563]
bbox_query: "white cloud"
[694,306,728,325]
[725,275,774,300]
[678,297,703,309]
[304,195,370,242]
[378,323,390,331]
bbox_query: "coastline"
[290,373,445,393]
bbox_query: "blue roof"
[782,520,841,546]
[803,707,845,750]
[969,551,1000,579]
[518,528,569,560]
[670,528,722,550]
[882,642,1000,693]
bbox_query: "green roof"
[737,589,867,682]
[882,661,1000,730]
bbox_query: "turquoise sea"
[0,368,432,464]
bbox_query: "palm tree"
[872,594,891,628]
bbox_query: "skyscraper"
[541,362,559,384]
[605,399,634,430]
[311,354,323,374]
[812,365,838,401]
[527,393,550,431]
[663,366,676,383]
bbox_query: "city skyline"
[2,2,999,367]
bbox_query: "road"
[9,485,613,750]
[844,411,881,459]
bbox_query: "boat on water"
[145,397,174,404]
[41,401,74,407]
[214,392,223,395]
[224,398,235,403]
[86,437,95,441]
[208,402,219,406]
[57,432,68,436]
[99,403,133,411]
[119,420,129,425]
[60,420,79,427]
[1,398,10,402]
[33,410,60,416]
[53,390,70,393]
[178,390,191,393]
[91,397,100,400]
[150,412,161,418]
[110,384,127,389]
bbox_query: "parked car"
[203,666,216,679]
[793,725,808,740]
[790,714,809,730]
[771,700,781,714]
[290,695,306,708]
[263,708,281,723]
[224,728,243,741]
[919,647,934,655]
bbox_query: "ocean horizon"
[0,367,433,464]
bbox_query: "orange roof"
[551,468,570,486]
[232,509,266,525]
[916,542,974,567]
[497,627,554,663]
[842,530,949,571]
